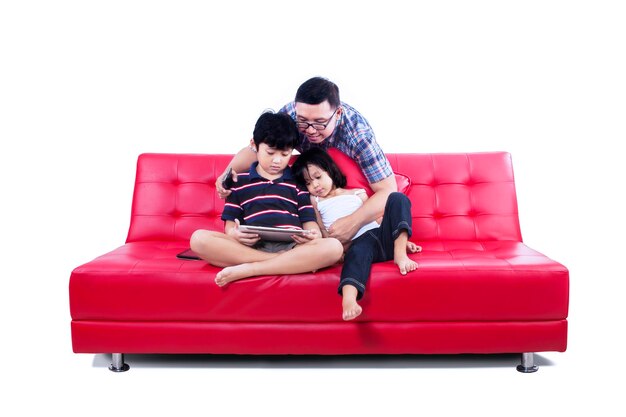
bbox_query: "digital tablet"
[238,225,311,242]
[176,248,201,260]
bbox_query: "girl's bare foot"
[342,298,363,321]
[215,263,255,287]
[395,254,418,275]
[341,285,362,320]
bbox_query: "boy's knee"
[190,229,209,252]
[325,238,344,261]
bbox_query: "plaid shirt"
[279,101,393,184]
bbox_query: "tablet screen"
[239,225,309,242]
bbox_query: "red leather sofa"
[69,151,569,372]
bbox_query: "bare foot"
[215,263,255,287]
[395,254,418,275]
[342,298,363,321]
[406,242,422,253]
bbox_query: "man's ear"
[249,138,258,152]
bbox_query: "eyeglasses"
[296,108,338,131]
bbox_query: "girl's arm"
[311,196,330,238]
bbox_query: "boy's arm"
[302,221,322,233]
[222,187,260,246]
[224,220,237,235]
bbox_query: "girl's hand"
[291,228,320,244]
[228,219,260,246]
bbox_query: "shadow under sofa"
[69,151,569,373]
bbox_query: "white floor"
[14,340,626,416]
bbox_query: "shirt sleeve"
[333,104,393,184]
[278,102,294,116]
[221,190,243,223]
[296,188,317,224]
[351,132,393,184]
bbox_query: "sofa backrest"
[126,153,230,243]
[388,152,521,242]
[126,152,521,243]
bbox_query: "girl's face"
[303,163,335,198]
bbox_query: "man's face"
[295,100,341,145]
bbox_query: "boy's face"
[255,143,293,178]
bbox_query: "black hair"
[252,111,299,150]
[292,147,347,189]
[295,77,341,109]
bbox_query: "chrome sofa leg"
[108,353,130,372]
[516,352,538,373]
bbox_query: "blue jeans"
[339,192,413,300]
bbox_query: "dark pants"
[339,192,413,300]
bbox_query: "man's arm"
[327,175,397,243]
[216,143,257,198]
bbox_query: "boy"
[190,111,343,286]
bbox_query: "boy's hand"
[291,228,319,244]
[216,168,238,199]
[228,219,260,246]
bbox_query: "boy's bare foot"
[407,242,422,253]
[342,298,363,321]
[395,254,418,275]
[215,263,255,287]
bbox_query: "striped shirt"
[222,162,316,231]
[279,101,393,184]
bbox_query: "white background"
[1,1,625,416]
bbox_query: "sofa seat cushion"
[70,240,568,323]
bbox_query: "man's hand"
[216,168,238,199]
[327,215,360,244]
[328,175,398,244]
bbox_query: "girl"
[292,148,421,321]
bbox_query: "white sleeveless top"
[315,191,379,240]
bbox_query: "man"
[216,77,396,243]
